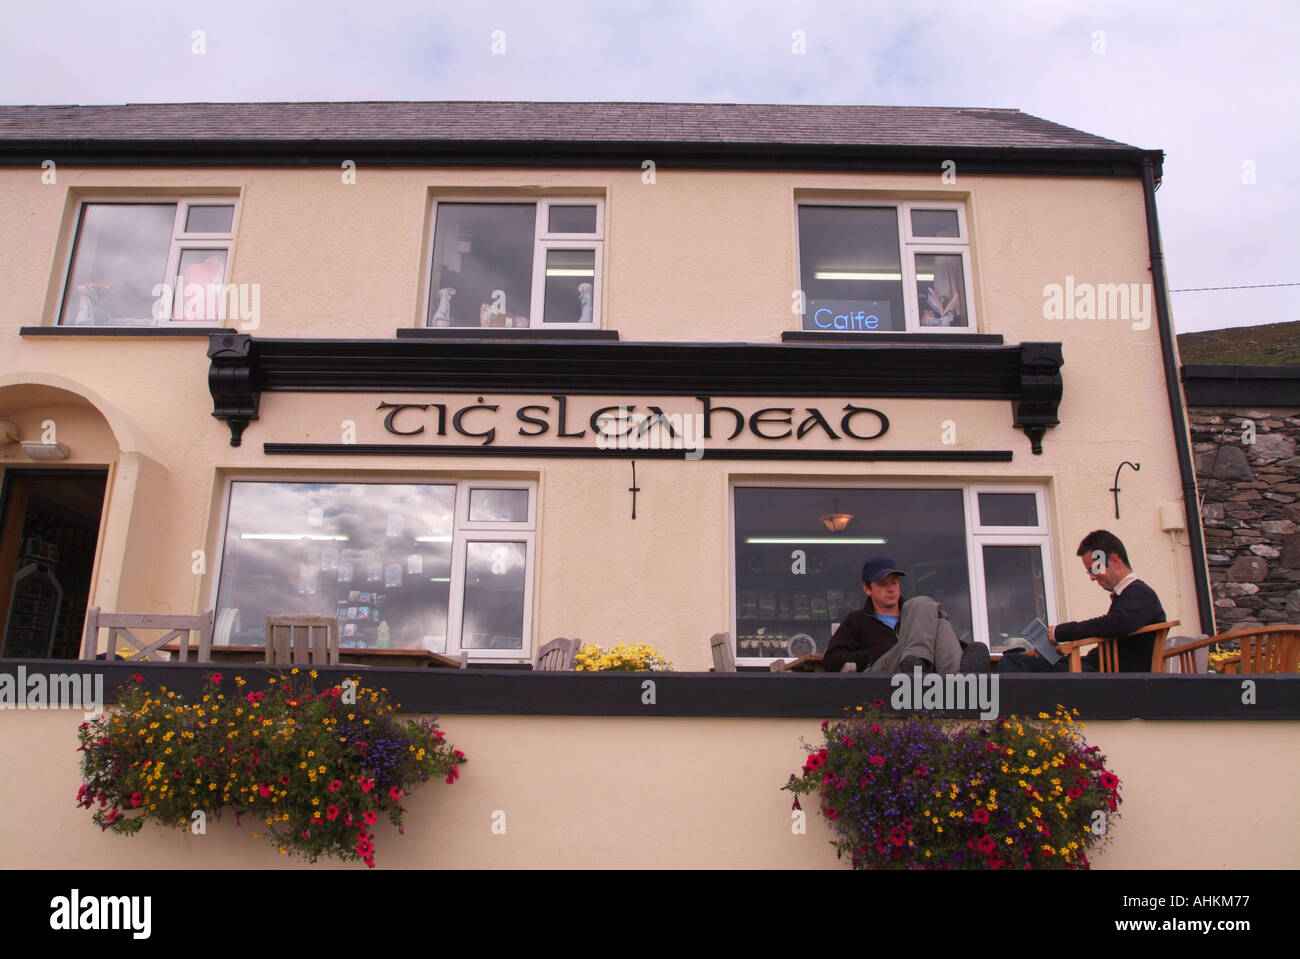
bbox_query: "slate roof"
[0,101,1140,151]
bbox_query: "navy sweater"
[1053,579,1167,672]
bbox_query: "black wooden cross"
[629,460,640,519]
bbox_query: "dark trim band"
[396,328,620,341]
[16,661,1293,721]
[262,442,1016,462]
[1182,365,1300,407]
[0,141,1165,179]
[783,331,1005,345]
[22,326,234,337]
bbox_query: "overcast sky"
[4,0,1296,334]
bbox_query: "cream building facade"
[7,103,1291,872]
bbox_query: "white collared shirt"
[1111,572,1138,595]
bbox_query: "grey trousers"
[868,596,964,674]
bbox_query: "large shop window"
[58,198,238,327]
[796,202,975,333]
[215,481,536,662]
[425,199,603,329]
[732,486,1054,663]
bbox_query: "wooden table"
[774,651,1006,673]
[164,643,467,669]
[771,654,825,672]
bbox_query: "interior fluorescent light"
[916,273,934,281]
[428,577,451,582]
[745,536,886,545]
[241,533,349,541]
[415,535,453,543]
[544,269,595,277]
[813,272,901,281]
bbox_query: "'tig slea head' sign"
[373,394,889,459]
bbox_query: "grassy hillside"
[1178,321,1300,366]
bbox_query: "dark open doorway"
[0,469,107,659]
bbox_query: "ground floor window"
[732,484,1055,663]
[215,480,535,661]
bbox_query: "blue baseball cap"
[861,557,906,584]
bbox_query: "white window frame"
[58,196,239,328]
[963,486,1058,653]
[210,476,537,664]
[424,197,604,330]
[729,480,1054,665]
[794,200,977,334]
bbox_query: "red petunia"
[1067,787,1083,799]
[327,780,342,792]
[445,765,460,784]
[103,807,120,826]
[871,699,884,707]
[972,808,990,824]
[246,691,264,704]
[868,755,885,767]
[840,737,855,748]
[913,765,928,777]
[130,792,144,808]
[1099,772,1119,790]
[452,749,466,761]
[131,674,144,683]
[209,672,223,684]
[825,808,838,821]
[388,786,403,801]
[433,729,445,741]
[258,783,273,798]
[279,775,291,786]
[358,776,375,793]
[362,810,378,825]
[326,805,340,820]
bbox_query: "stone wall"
[1192,407,1300,631]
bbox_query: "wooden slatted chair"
[534,637,580,671]
[1159,635,1212,673]
[1055,620,1179,673]
[80,607,214,662]
[1205,625,1300,673]
[710,631,736,672]
[266,615,340,666]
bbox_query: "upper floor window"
[796,202,975,333]
[59,198,237,326]
[426,199,603,329]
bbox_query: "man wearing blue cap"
[823,556,973,674]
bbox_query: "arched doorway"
[0,382,126,659]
